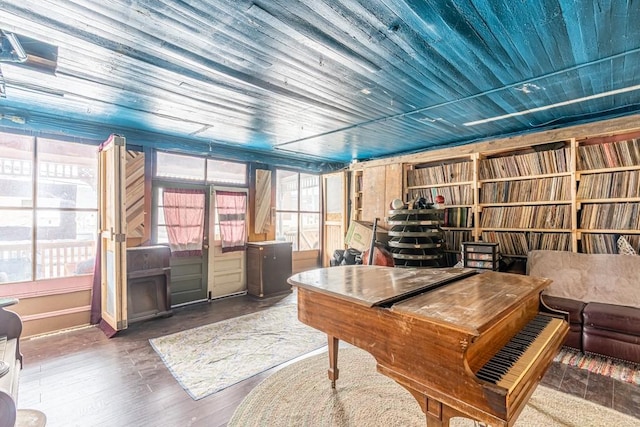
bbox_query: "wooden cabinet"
[126,245,172,323]
[246,241,293,298]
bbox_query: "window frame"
[0,133,98,286]
[275,169,321,252]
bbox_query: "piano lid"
[391,271,552,336]
[288,265,477,307]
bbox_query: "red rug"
[554,347,640,385]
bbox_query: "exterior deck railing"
[0,240,95,282]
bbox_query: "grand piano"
[288,265,569,427]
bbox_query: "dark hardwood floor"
[16,291,640,427]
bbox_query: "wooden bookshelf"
[476,141,576,256]
[352,117,640,259]
[576,134,640,253]
[403,156,477,262]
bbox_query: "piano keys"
[288,265,569,427]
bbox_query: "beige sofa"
[527,250,640,363]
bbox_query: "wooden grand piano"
[288,265,569,427]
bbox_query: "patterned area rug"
[230,348,640,427]
[554,347,640,385]
[149,304,326,400]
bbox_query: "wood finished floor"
[17,291,640,427]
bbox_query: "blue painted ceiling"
[0,0,639,171]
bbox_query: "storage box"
[345,221,389,252]
[461,241,500,271]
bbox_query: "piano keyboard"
[476,314,565,391]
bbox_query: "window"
[0,133,98,283]
[155,152,247,186]
[275,170,320,251]
[214,189,247,252]
[207,159,247,185]
[154,152,248,247]
[156,152,205,181]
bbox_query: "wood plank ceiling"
[0,0,639,170]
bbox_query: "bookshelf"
[476,141,576,257]
[404,155,476,264]
[576,133,640,253]
[353,117,640,260]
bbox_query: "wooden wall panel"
[349,164,402,229]
[292,250,320,275]
[125,150,146,245]
[254,169,272,234]
[383,163,403,229]
[248,164,275,242]
[362,165,387,223]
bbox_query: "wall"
[293,250,320,275]
[1,275,93,338]
[360,163,403,230]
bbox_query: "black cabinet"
[246,241,293,298]
[126,245,172,323]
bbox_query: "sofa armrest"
[542,295,585,325]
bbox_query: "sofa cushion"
[582,331,640,364]
[527,250,640,309]
[583,302,640,336]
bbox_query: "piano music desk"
[289,266,568,427]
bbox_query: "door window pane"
[300,174,319,212]
[325,174,343,214]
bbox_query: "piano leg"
[405,388,472,427]
[327,335,339,388]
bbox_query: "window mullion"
[32,137,38,281]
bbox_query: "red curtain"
[215,190,247,253]
[162,188,206,256]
